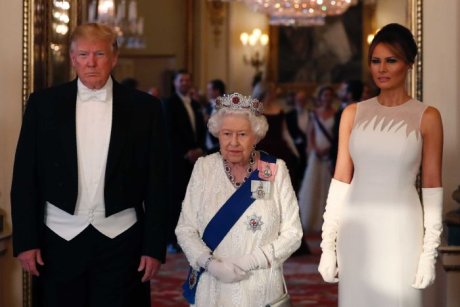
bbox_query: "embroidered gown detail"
[175,153,302,307]
[337,98,428,307]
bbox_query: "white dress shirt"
[177,92,196,134]
[45,78,137,241]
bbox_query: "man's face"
[70,38,118,89]
[174,73,192,96]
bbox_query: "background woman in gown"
[318,24,443,307]
[252,81,300,191]
[175,93,302,306]
[298,85,336,234]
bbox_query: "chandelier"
[245,0,354,26]
[88,0,145,49]
[210,0,355,26]
[244,0,354,17]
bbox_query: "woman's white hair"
[208,108,268,143]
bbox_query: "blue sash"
[182,152,276,304]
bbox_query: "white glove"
[197,252,213,269]
[225,247,269,272]
[207,258,248,283]
[412,187,443,289]
[318,179,350,283]
[198,252,248,283]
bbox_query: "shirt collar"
[177,91,191,103]
[77,78,113,103]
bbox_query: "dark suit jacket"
[163,93,206,198]
[286,109,307,161]
[11,78,169,262]
[164,93,206,160]
[161,93,206,243]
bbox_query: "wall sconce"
[240,28,269,74]
[367,28,380,45]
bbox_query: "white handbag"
[264,266,293,307]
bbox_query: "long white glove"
[197,253,248,283]
[412,187,443,289]
[318,179,350,283]
[224,247,269,272]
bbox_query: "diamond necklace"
[223,150,256,188]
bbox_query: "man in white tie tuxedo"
[11,23,168,307]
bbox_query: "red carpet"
[150,235,337,306]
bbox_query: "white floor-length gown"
[337,98,427,307]
[298,115,334,233]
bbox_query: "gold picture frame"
[267,0,423,101]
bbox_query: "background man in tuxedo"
[286,89,311,192]
[10,23,168,307]
[164,69,206,253]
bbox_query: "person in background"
[163,69,206,253]
[10,23,168,307]
[148,86,161,98]
[175,93,302,306]
[205,79,226,153]
[360,81,378,101]
[286,89,312,191]
[319,23,443,307]
[297,85,336,234]
[252,81,300,191]
[121,77,139,89]
[330,80,363,174]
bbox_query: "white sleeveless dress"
[337,98,428,307]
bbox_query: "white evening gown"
[175,153,302,307]
[298,115,334,233]
[337,98,428,307]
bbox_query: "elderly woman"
[175,93,302,306]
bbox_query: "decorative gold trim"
[23,271,32,307]
[408,0,423,101]
[22,2,33,304]
[206,1,226,48]
[185,0,194,73]
[22,3,34,305]
[22,0,34,112]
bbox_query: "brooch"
[251,180,271,199]
[257,160,277,182]
[246,214,264,232]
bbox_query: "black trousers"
[37,223,150,307]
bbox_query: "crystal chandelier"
[245,0,354,17]
[244,0,354,26]
[88,0,145,49]
[209,0,355,26]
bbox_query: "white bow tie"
[79,87,108,102]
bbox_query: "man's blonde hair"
[70,23,118,53]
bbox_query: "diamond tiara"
[215,93,264,116]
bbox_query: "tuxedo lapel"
[58,80,79,186]
[105,81,129,181]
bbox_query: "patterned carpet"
[150,235,337,306]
